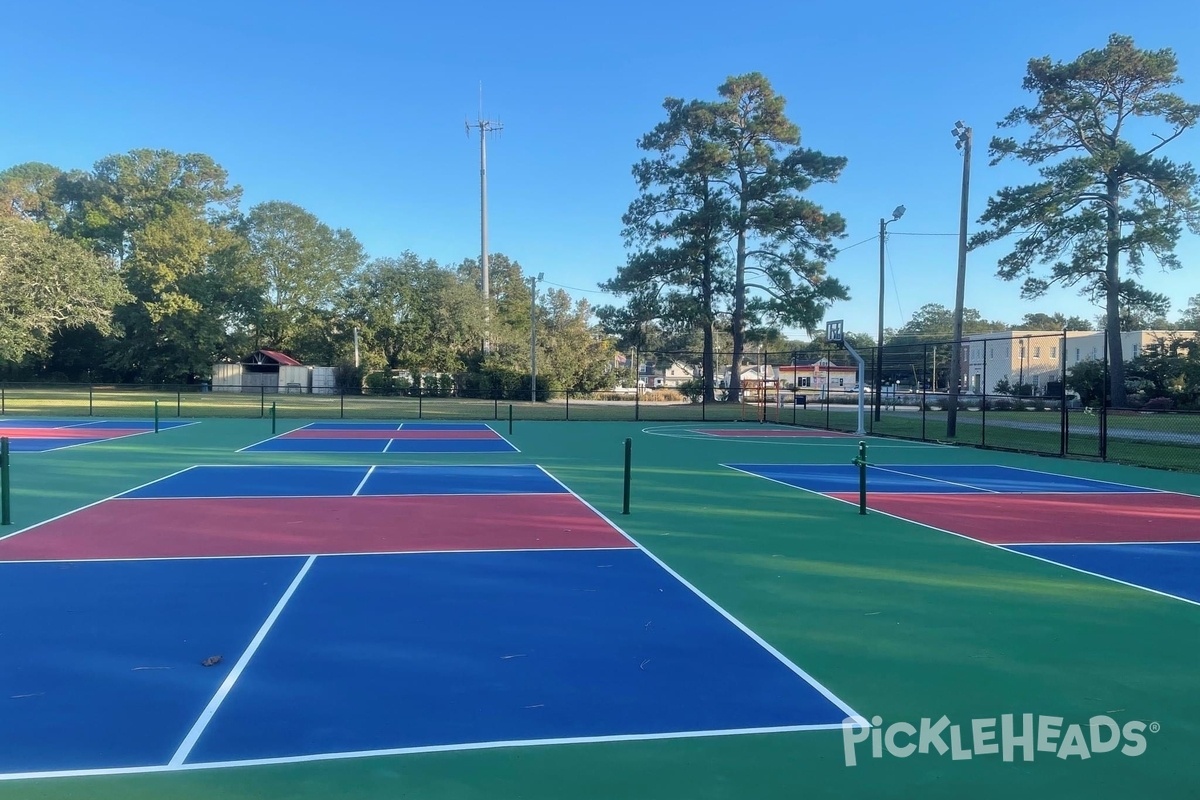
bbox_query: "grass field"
[1,418,1198,799]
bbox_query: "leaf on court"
[500,653,526,659]
[201,655,223,667]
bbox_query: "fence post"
[981,337,988,449]
[340,389,345,419]
[494,398,498,420]
[921,344,928,441]
[1,436,11,525]
[418,392,423,420]
[1100,330,1109,461]
[565,391,570,421]
[154,400,160,433]
[508,404,513,435]
[1059,328,1068,457]
[260,386,265,418]
[89,385,94,416]
[634,388,640,422]
[177,388,182,417]
[622,437,632,515]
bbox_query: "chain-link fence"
[2,332,1198,472]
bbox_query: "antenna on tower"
[466,83,503,354]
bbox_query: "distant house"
[211,350,338,394]
[778,358,859,392]
[656,360,698,388]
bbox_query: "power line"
[885,236,905,323]
[543,280,613,296]
[890,231,959,237]
[836,235,878,254]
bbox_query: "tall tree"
[55,150,249,381]
[348,253,483,377]
[972,34,1200,406]
[1015,312,1093,330]
[535,289,613,392]
[0,163,65,224]
[711,73,850,400]
[1177,294,1200,329]
[0,217,129,364]
[241,200,365,357]
[601,98,730,401]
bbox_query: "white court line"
[351,466,376,496]
[115,491,564,501]
[0,722,848,782]
[1003,540,1200,548]
[234,421,316,453]
[976,463,1175,495]
[531,464,867,728]
[0,544,635,566]
[869,465,1002,494]
[19,421,202,454]
[0,465,201,543]
[168,555,317,766]
[721,465,1200,609]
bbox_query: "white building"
[959,330,1196,395]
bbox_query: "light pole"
[875,205,905,421]
[947,120,972,437]
[530,272,543,402]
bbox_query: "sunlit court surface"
[0,418,1197,800]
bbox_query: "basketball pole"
[827,320,866,437]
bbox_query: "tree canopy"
[601,73,849,400]
[0,216,129,364]
[972,33,1200,405]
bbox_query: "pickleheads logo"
[842,714,1157,766]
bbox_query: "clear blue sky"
[4,0,1199,339]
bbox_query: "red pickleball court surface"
[0,494,633,561]
[695,428,853,438]
[281,429,501,440]
[829,491,1200,545]
[0,427,149,439]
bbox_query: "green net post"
[154,400,160,433]
[1,436,11,525]
[89,386,94,417]
[852,441,868,515]
[508,404,513,435]
[271,402,277,434]
[622,437,632,515]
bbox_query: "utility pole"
[876,205,905,421]
[947,121,972,438]
[530,272,543,402]
[467,84,502,353]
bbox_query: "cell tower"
[466,84,502,351]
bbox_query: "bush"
[458,368,552,401]
[988,398,1014,411]
[677,378,705,403]
[364,371,397,395]
[333,364,365,394]
[1141,397,1175,411]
